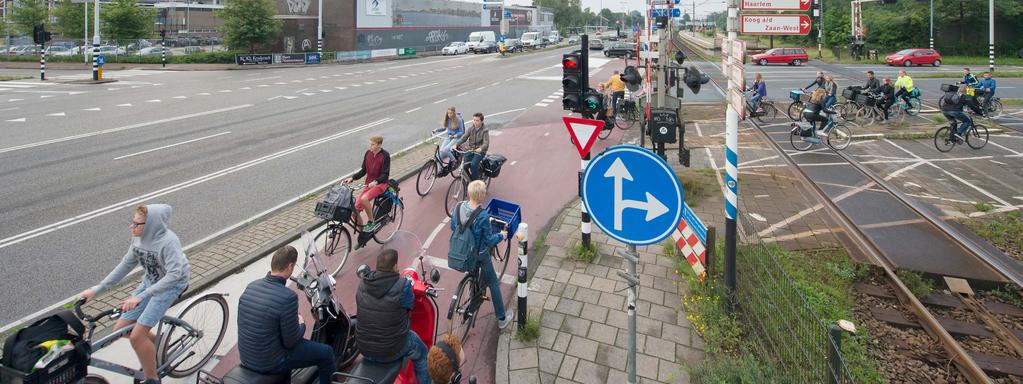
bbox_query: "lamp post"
[317,0,322,52]
[92,0,99,81]
[156,21,165,67]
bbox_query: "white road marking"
[336,87,348,90]
[197,92,211,96]
[320,89,332,93]
[146,99,161,103]
[0,104,253,156]
[258,85,269,88]
[509,160,518,166]
[541,99,555,103]
[243,76,280,82]
[990,160,1008,165]
[422,219,449,250]
[694,122,704,137]
[457,92,468,96]
[46,112,65,117]
[433,98,448,104]
[218,90,232,93]
[83,108,101,111]
[0,118,391,250]
[405,82,438,92]
[116,103,132,107]
[425,255,516,285]
[535,103,550,107]
[306,78,316,81]
[884,139,1014,208]
[750,213,766,222]
[240,87,252,90]
[302,93,317,96]
[488,108,526,118]
[6,118,25,122]
[114,131,232,160]
[39,95,54,99]
[491,81,501,86]
[173,96,187,99]
[476,86,487,91]
[884,161,925,181]
[352,84,361,87]
[759,182,876,237]
[405,107,422,113]
[491,131,503,136]
[364,81,375,85]
[267,95,297,100]
[544,132,550,136]
[7,99,23,102]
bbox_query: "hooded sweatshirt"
[92,204,190,300]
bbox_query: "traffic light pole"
[39,42,45,81]
[92,0,100,81]
[579,34,592,252]
[724,0,739,314]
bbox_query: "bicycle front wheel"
[827,123,852,150]
[160,293,229,378]
[934,127,955,152]
[448,274,477,342]
[445,179,465,217]
[906,98,922,115]
[789,126,814,151]
[315,225,351,277]
[763,102,779,119]
[374,198,403,244]
[787,102,804,121]
[416,160,438,196]
[615,108,637,129]
[989,100,1003,118]
[967,124,989,149]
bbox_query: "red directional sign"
[563,116,605,157]
[740,14,812,35]
[740,0,811,11]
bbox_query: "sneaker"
[437,167,450,177]
[363,221,376,232]
[804,136,821,144]
[498,313,515,329]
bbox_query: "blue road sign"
[681,202,707,245]
[96,55,105,65]
[504,10,512,18]
[499,34,505,42]
[582,145,683,245]
[632,25,638,33]
[650,8,680,18]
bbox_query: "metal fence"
[727,213,857,384]
[1,38,228,63]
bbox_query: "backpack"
[448,203,483,273]
[945,91,961,107]
[2,310,90,373]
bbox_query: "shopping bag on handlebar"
[1,310,90,374]
[448,203,484,273]
[315,184,354,222]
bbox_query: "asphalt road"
[0,48,630,325]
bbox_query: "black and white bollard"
[580,156,591,248]
[92,44,99,81]
[161,43,166,68]
[40,44,45,81]
[516,223,529,329]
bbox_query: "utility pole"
[815,0,822,59]
[83,0,88,64]
[91,0,99,81]
[988,0,994,72]
[317,0,323,52]
[724,0,738,314]
[929,0,933,50]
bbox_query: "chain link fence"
[728,213,858,384]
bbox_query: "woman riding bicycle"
[432,107,465,176]
[801,88,832,136]
[746,73,767,115]
[894,70,915,108]
[449,180,513,330]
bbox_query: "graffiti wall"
[355,26,499,51]
[276,0,358,52]
[393,0,481,27]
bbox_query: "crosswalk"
[0,82,56,91]
[51,69,174,81]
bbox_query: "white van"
[548,31,561,44]
[521,32,546,49]
[467,31,497,54]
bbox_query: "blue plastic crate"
[789,89,804,101]
[485,198,521,236]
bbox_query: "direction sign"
[650,8,680,18]
[728,88,746,120]
[740,14,812,35]
[582,145,683,245]
[740,0,811,11]
[504,10,511,18]
[563,116,605,158]
[731,63,745,90]
[731,39,746,63]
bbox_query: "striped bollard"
[92,45,99,81]
[318,39,323,54]
[516,223,529,329]
[161,43,166,68]
[40,44,45,81]
[724,110,738,314]
[989,44,995,73]
[580,156,591,248]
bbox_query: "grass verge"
[896,269,934,299]
[679,244,883,383]
[568,240,598,263]
[0,75,30,81]
[514,310,541,342]
[915,71,1023,79]
[1000,98,1023,106]
[962,211,1023,261]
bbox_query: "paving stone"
[636,353,660,380]
[566,336,599,361]
[637,315,663,338]
[543,296,560,311]
[560,316,591,337]
[538,349,565,375]
[607,368,628,384]
[510,348,540,370]
[554,378,580,384]
[654,276,677,292]
[538,327,559,349]
[558,355,578,379]
[533,267,558,281]
[562,284,579,299]
[584,264,610,278]
[567,273,593,288]
[642,263,668,278]
[691,331,705,350]
[606,309,628,329]
[573,359,610,383]
[540,372,556,384]
[552,331,572,353]
[589,278,616,293]
[615,329,646,353]
[645,336,677,362]
[598,292,626,311]
[541,312,566,330]
[595,343,628,371]
[554,298,583,317]
[638,287,665,305]
[676,345,705,364]
[661,323,691,346]
[588,321,617,345]
[573,287,601,305]
[649,303,679,324]
[554,269,572,283]
[579,303,608,324]
[663,292,682,307]
[509,368,541,384]
[660,359,691,383]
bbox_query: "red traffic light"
[562,57,579,70]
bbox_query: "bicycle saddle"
[345,357,408,384]
[221,365,290,384]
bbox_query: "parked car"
[16,46,41,56]
[85,45,126,57]
[520,32,546,49]
[467,31,497,53]
[140,46,170,56]
[548,31,561,43]
[126,40,152,52]
[750,47,809,66]
[442,41,468,55]
[503,38,523,52]
[568,35,581,44]
[44,46,76,56]
[604,42,636,58]
[885,48,942,67]
[589,39,604,50]
[183,46,205,54]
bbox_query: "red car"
[750,48,809,66]
[885,48,942,67]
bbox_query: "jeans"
[881,98,894,120]
[943,111,972,136]
[894,89,910,106]
[750,93,762,113]
[983,92,995,111]
[478,253,506,322]
[364,331,431,384]
[463,151,484,181]
[272,339,336,384]
[823,95,836,109]
[611,91,625,114]
[439,138,459,164]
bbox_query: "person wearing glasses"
[77,204,190,384]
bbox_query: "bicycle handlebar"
[74,298,120,323]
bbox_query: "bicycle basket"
[485,198,521,236]
[841,88,858,100]
[940,83,958,93]
[314,185,354,222]
[481,154,507,178]
[789,89,804,101]
[0,349,88,384]
[910,88,921,98]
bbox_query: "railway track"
[675,35,1023,383]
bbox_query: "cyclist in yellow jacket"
[602,70,627,116]
[893,70,915,109]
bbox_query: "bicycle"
[444,149,506,217]
[934,113,988,152]
[446,200,519,342]
[851,93,886,125]
[613,92,642,130]
[888,91,922,121]
[789,111,852,151]
[787,89,809,121]
[314,180,405,277]
[976,94,1003,118]
[743,91,779,122]
[416,133,465,196]
[70,292,229,383]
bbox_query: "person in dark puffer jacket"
[356,249,431,384]
[237,246,335,384]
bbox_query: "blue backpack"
[448,203,483,273]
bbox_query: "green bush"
[569,240,598,263]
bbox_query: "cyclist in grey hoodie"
[78,204,190,384]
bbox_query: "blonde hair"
[135,205,148,217]
[443,107,457,130]
[754,73,762,82]
[370,135,383,145]
[467,180,487,202]
[810,88,827,103]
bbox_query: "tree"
[101,0,156,40]
[9,0,48,36]
[53,0,86,38]
[218,0,281,52]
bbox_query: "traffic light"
[683,66,710,94]
[620,65,642,92]
[582,90,603,115]
[562,52,584,111]
[675,50,687,65]
[33,25,42,44]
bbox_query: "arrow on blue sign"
[650,8,680,17]
[582,145,683,245]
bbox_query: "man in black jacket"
[804,71,825,91]
[237,246,335,384]
[864,71,880,92]
[356,249,431,384]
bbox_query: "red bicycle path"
[207,60,629,384]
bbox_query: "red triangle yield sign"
[563,116,605,158]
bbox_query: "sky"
[576,0,727,19]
